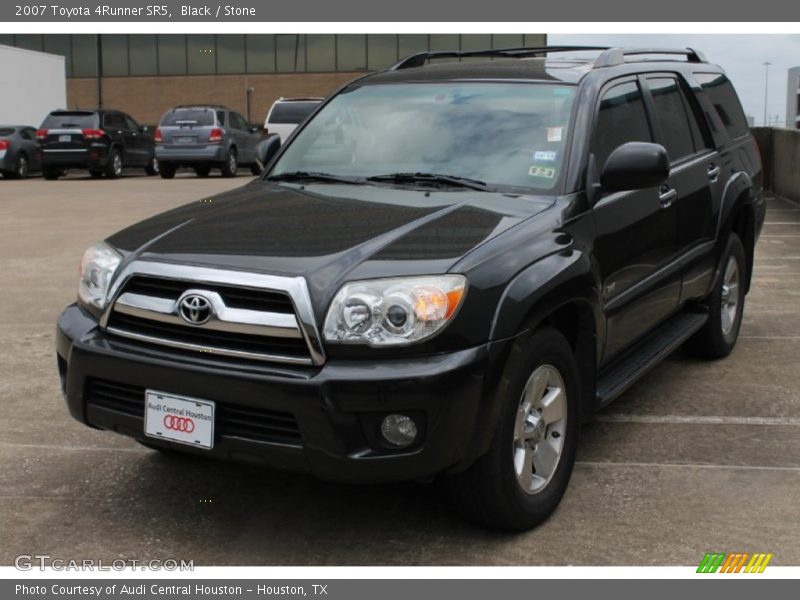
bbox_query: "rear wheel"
[145,155,159,176]
[159,162,176,179]
[220,148,238,178]
[42,167,60,180]
[194,166,211,177]
[104,148,123,179]
[12,153,30,179]
[683,233,746,358]
[446,327,580,531]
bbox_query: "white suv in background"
[263,97,323,143]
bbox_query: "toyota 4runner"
[56,46,764,530]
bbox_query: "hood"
[107,181,554,302]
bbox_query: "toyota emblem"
[179,293,212,325]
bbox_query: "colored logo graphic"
[697,552,773,573]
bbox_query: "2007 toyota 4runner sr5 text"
[56,46,764,530]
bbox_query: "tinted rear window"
[41,112,97,129]
[0,128,15,136]
[160,109,216,127]
[268,102,320,124]
[694,73,750,140]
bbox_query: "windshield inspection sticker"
[546,127,563,143]
[529,165,556,178]
[533,150,558,162]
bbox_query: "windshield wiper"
[266,171,365,185]
[367,172,495,192]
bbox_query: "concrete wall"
[752,126,800,203]
[67,72,363,126]
[0,45,66,127]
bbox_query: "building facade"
[787,67,800,129]
[1,34,546,125]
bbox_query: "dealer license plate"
[144,390,215,449]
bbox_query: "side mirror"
[255,134,281,169]
[600,142,670,191]
[249,126,260,134]
[139,125,149,134]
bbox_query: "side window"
[103,113,123,129]
[646,76,696,162]
[216,111,226,126]
[123,115,139,131]
[591,80,653,170]
[232,113,248,130]
[693,73,750,139]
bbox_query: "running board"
[596,309,708,407]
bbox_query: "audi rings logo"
[179,293,212,325]
[163,415,195,433]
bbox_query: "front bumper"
[56,304,510,483]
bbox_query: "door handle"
[659,186,677,209]
[707,164,721,182]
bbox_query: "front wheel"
[683,233,746,358]
[11,154,30,179]
[145,155,159,176]
[446,327,580,531]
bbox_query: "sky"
[549,34,800,127]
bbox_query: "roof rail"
[593,47,707,68]
[172,104,230,110]
[389,45,611,70]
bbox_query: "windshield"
[269,83,576,191]
[160,109,216,127]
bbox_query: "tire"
[220,148,238,178]
[105,148,123,179]
[683,233,746,358]
[145,155,159,176]
[250,162,263,176]
[89,170,104,178]
[11,153,30,179]
[446,327,580,531]
[42,167,60,180]
[194,166,211,177]
[159,162,176,179]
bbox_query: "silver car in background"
[0,126,41,179]
[263,98,322,143]
[155,105,262,178]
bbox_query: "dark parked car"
[56,47,764,530]
[0,125,41,178]
[37,109,158,180]
[155,105,262,178]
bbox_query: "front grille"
[86,378,302,446]
[104,273,316,365]
[107,312,312,359]
[123,276,295,313]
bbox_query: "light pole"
[763,61,772,127]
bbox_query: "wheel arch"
[716,172,756,294]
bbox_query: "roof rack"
[389,45,707,71]
[593,47,707,68]
[389,46,611,70]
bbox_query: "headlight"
[323,275,467,346]
[78,242,121,311]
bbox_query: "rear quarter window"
[268,102,320,124]
[693,73,750,140]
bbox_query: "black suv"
[56,47,764,530]
[37,109,158,179]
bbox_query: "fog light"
[380,414,418,447]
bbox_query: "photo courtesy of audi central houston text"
[4,31,798,567]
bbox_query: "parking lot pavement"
[1,177,798,566]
